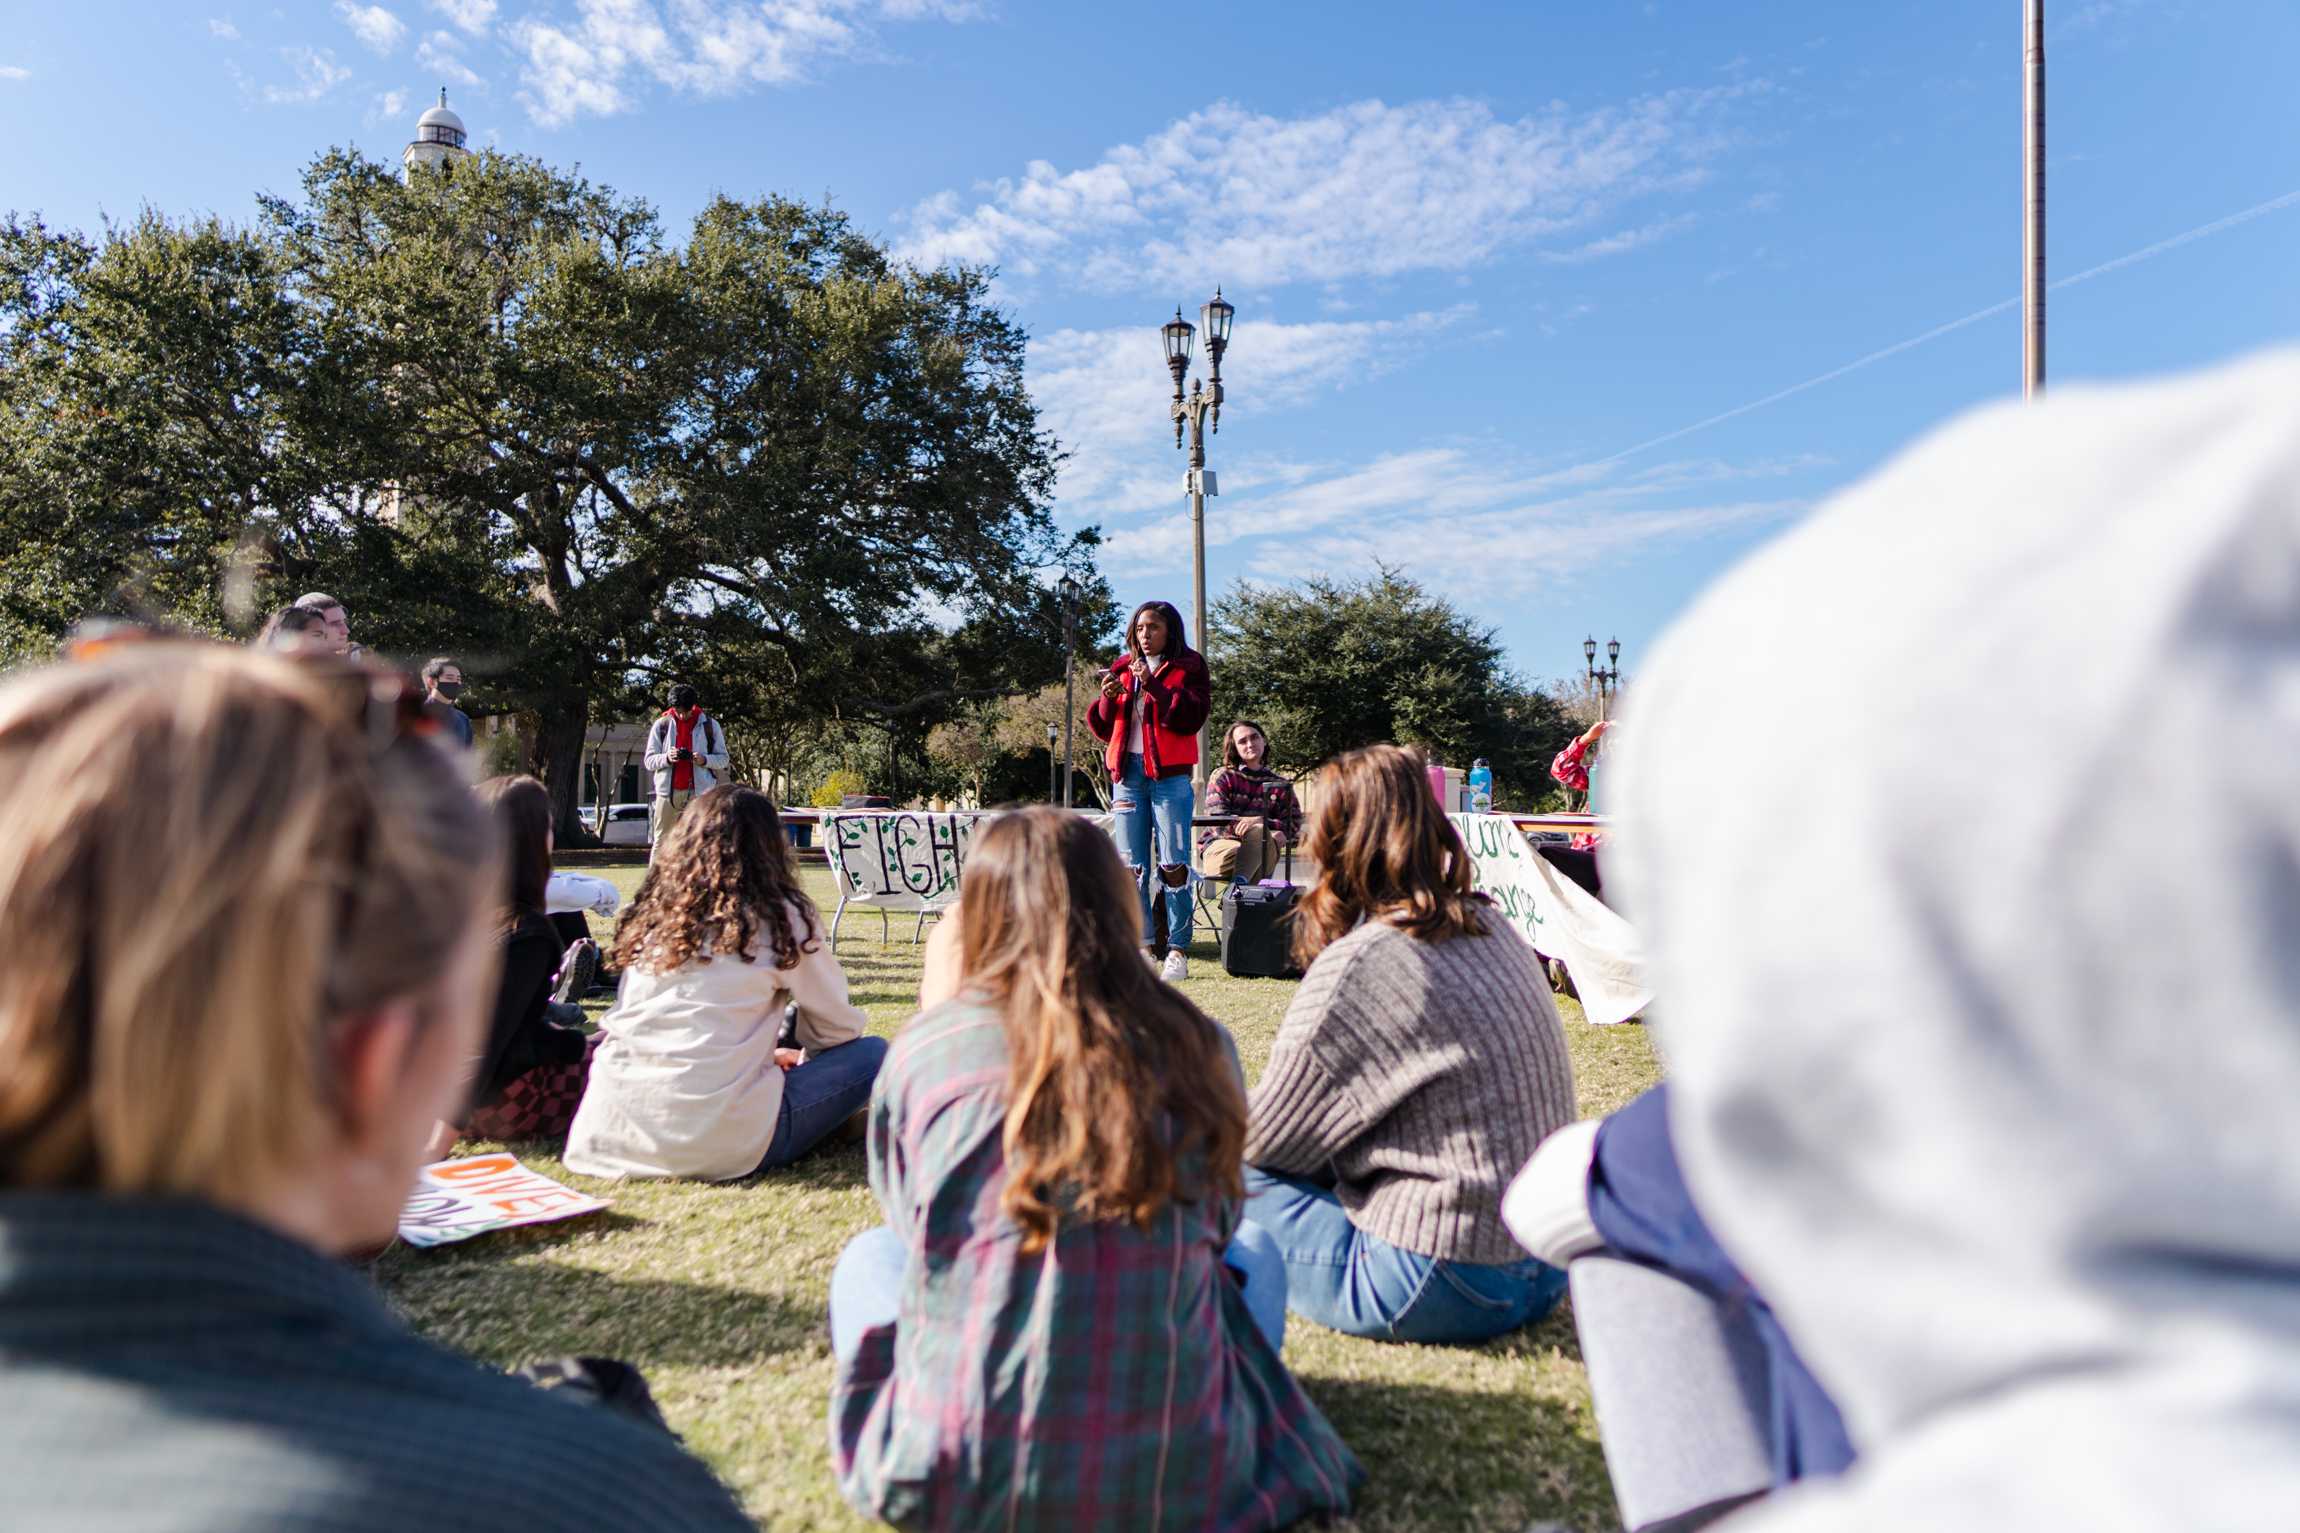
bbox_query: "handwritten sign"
[397,1153,609,1249]
[826,812,981,910]
[1450,813,1651,1027]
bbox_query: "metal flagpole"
[2023,0,2047,399]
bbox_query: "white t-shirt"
[1123,657,1165,756]
[564,902,868,1181]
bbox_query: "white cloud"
[0,65,28,81]
[207,18,240,40]
[898,90,1758,290]
[428,0,498,32]
[508,0,974,128]
[370,87,410,122]
[337,2,409,54]
[1540,212,1699,264]
[1031,308,1473,514]
[1099,448,1814,596]
[263,47,353,104]
[418,29,486,86]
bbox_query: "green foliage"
[809,768,865,808]
[0,152,1089,839]
[1207,565,1578,805]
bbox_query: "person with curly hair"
[565,785,886,1180]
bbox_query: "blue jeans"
[829,1219,1289,1365]
[1242,1166,1566,1345]
[1112,753,1196,949]
[755,1035,888,1172]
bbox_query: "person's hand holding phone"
[1099,668,1125,702]
[773,1047,804,1071]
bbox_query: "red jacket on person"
[1086,648,1211,782]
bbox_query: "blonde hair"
[0,644,496,1200]
[956,808,1245,1253]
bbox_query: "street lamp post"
[1057,573,1082,808]
[1046,722,1059,803]
[1584,635,1623,722]
[1162,289,1234,787]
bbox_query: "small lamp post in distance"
[1057,572,1083,808]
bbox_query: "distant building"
[403,89,470,177]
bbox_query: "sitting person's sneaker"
[553,938,599,1005]
[1160,948,1188,983]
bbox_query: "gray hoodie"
[1609,349,2300,1530]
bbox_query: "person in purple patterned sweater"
[1198,720,1303,885]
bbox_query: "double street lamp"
[1584,635,1623,721]
[1160,288,1235,784]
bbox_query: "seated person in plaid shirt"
[1198,718,1304,884]
[830,808,1363,1531]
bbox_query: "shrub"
[810,768,866,808]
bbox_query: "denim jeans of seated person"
[1242,1166,1566,1345]
[754,1036,889,1172]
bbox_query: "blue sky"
[6,1,2299,687]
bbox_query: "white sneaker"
[1160,949,1189,983]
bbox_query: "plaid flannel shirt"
[833,998,1363,1531]
[1198,767,1304,854]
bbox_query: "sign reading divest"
[397,1154,608,1249]
[1449,813,1651,1027]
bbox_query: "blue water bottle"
[1467,758,1494,814]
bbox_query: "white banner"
[1450,813,1650,1027]
[823,811,983,912]
[397,1154,609,1248]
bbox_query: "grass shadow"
[1302,1369,1617,1533]
[384,1259,830,1374]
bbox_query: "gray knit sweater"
[1244,917,1576,1264]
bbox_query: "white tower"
[403,89,470,177]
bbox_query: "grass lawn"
[378,857,1663,1532]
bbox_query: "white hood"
[1607,349,2300,1530]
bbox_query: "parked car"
[578,802,653,847]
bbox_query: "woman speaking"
[1086,600,1211,981]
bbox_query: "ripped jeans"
[1112,752,1197,950]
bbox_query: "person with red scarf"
[643,684,729,857]
[1085,600,1211,981]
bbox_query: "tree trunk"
[537,696,594,848]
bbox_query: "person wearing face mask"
[420,657,474,749]
[643,684,729,857]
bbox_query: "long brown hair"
[0,645,495,1197]
[1220,718,1274,771]
[1291,743,1489,967]
[613,785,817,973]
[477,775,552,928]
[957,807,1246,1253]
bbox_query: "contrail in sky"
[1583,186,2300,470]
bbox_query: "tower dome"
[403,88,471,177]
